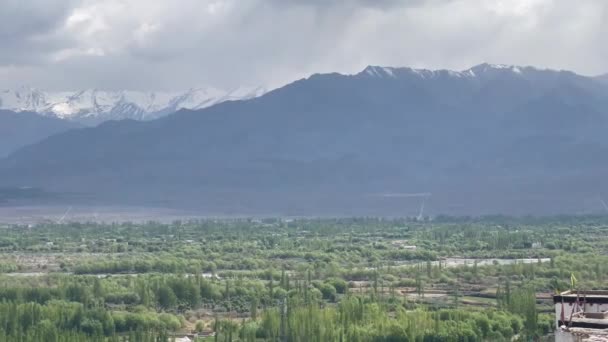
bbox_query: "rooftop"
[555,291,608,304]
[561,290,608,297]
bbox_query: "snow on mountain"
[3,63,591,125]
[0,86,268,124]
[219,85,267,102]
[5,63,608,215]
[360,63,543,80]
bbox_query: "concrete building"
[554,290,608,342]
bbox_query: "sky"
[0,0,606,91]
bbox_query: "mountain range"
[1,63,608,216]
[0,86,267,125]
[0,110,80,158]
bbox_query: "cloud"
[0,0,606,90]
[267,0,452,10]
[0,0,80,64]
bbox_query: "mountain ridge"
[2,63,608,215]
[0,85,267,125]
[0,110,81,158]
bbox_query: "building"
[554,290,608,342]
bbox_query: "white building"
[554,291,608,342]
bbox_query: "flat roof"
[561,291,608,296]
[555,291,608,304]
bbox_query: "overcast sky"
[0,0,606,91]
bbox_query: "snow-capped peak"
[0,86,54,113]
[0,86,268,124]
[467,63,525,75]
[361,65,462,79]
[363,66,398,78]
[359,63,539,80]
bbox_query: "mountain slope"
[0,110,81,158]
[1,64,608,215]
[0,86,267,125]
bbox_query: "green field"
[1,216,605,341]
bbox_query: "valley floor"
[1,216,602,341]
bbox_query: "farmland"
[1,216,607,341]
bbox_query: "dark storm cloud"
[0,0,79,64]
[0,0,606,90]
